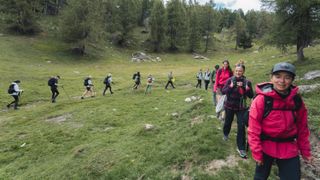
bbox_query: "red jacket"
[248,82,311,162]
[214,68,233,92]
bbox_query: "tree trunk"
[297,46,305,61]
[204,33,209,53]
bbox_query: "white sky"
[197,0,262,13]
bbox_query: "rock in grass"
[185,98,191,102]
[298,84,320,93]
[172,112,179,117]
[303,70,320,80]
[144,124,154,130]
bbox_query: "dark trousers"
[133,81,140,89]
[254,154,300,180]
[165,80,175,89]
[223,108,246,150]
[196,80,202,88]
[8,95,19,109]
[103,84,113,95]
[204,80,210,90]
[51,88,59,102]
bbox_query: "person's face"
[271,71,293,93]
[223,62,229,69]
[234,66,244,78]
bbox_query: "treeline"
[0,0,319,61]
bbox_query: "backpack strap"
[263,96,273,119]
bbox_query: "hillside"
[0,34,319,179]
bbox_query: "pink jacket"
[248,83,311,162]
[213,68,233,92]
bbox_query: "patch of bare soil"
[46,114,72,123]
[191,116,204,126]
[171,161,193,179]
[205,155,241,175]
[301,133,320,180]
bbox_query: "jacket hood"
[255,82,299,99]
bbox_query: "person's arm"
[214,70,220,92]
[221,78,233,95]
[296,98,312,162]
[248,95,265,163]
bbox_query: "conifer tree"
[149,0,166,52]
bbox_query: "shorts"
[86,86,91,91]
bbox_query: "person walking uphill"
[222,64,253,158]
[165,71,175,89]
[48,75,60,103]
[7,80,23,110]
[132,72,141,90]
[103,73,113,95]
[145,74,154,94]
[211,65,219,106]
[204,68,211,90]
[215,60,233,120]
[196,69,203,88]
[248,62,312,180]
[81,75,95,99]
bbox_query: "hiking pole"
[61,86,71,101]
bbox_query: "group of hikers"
[5,60,313,179]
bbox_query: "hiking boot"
[223,135,228,141]
[237,149,247,158]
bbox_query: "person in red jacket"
[248,62,312,180]
[214,60,233,119]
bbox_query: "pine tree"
[166,0,188,51]
[262,0,320,61]
[149,0,166,52]
[188,5,201,52]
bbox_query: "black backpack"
[103,77,109,84]
[48,78,55,87]
[244,94,302,127]
[84,78,89,86]
[8,84,15,94]
[132,74,137,80]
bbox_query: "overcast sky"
[196,0,262,13]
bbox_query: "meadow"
[0,34,319,179]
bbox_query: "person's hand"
[246,85,250,90]
[256,160,263,166]
[230,81,234,88]
[237,81,243,87]
[302,156,313,164]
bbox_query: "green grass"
[0,33,319,179]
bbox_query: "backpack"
[48,78,55,87]
[84,78,89,86]
[244,94,302,127]
[132,74,137,80]
[8,84,15,94]
[104,77,110,84]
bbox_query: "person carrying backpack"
[7,80,23,110]
[211,65,219,106]
[48,75,60,103]
[103,73,113,95]
[145,74,154,94]
[165,71,175,89]
[81,75,95,99]
[214,60,233,120]
[196,69,203,88]
[248,62,312,180]
[204,68,211,90]
[222,63,253,158]
[132,72,141,90]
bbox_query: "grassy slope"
[0,33,319,179]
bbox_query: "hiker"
[145,74,154,94]
[214,60,233,120]
[196,69,203,88]
[48,75,61,103]
[132,72,141,89]
[7,80,23,110]
[165,71,175,89]
[81,75,95,99]
[103,73,113,95]
[204,68,211,90]
[211,65,220,106]
[221,63,253,158]
[248,62,312,180]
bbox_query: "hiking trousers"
[51,87,59,101]
[103,84,113,95]
[204,80,210,90]
[196,80,202,88]
[254,154,300,180]
[223,108,246,150]
[165,80,175,89]
[8,95,19,109]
